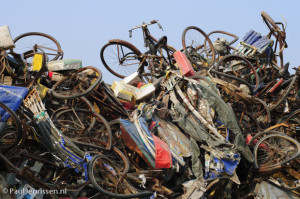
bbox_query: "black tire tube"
[11,32,63,60]
[182,26,216,69]
[215,54,259,91]
[53,109,112,150]
[88,155,153,198]
[210,69,254,94]
[270,75,297,111]
[253,134,300,169]
[100,41,142,78]
[0,102,22,153]
[51,67,102,99]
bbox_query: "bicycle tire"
[53,109,112,150]
[51,104,96,133]
[269,74,298,112]
[68,96,95,111]
[277,109,300,124]
[253,134,300,169]
[87,142,130,174]
[261,11,280,36]
[100,40,143,78]
[252,97,271,129]
[72,138,130,174]
[248,130,285,145]
[182,26,215,69]
[207,30,239,47]
[0,102,22,153]
[211,69,254,94]
[216,54,260,91]
[261,11,286,68]
[11,32,63,61]
[51,66,102,99]
[49,96,96,119]
[88,155,153,198]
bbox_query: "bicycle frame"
[261,12,287,69]
[129,20,161,51]
[129,20,173,74]
[101,20,175,79]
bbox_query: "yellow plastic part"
[36,83,48,99]
[32,54,43,71]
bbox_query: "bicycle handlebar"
[129,20,163,38]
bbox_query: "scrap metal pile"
[0,11,299,199]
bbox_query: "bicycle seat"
[155,36,168,51]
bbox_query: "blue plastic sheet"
[120,119,156,168]
[242,30,273,53]
[221,153,240,175]
[120,117,175,169]
[0,85,28,122]
[243,30,262,45]
[204,153,240,179]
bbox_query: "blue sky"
[2,0,300,83]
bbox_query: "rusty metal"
[1,12,300,198]
[150,177,174,196]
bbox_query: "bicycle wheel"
[261,11,280,37]
[100,40,143,78]
[9,141,89,192]
[269,74,298,112]
[216,54,259,91]
[88,155,153,198]
[79,140,130,174]
[253,134,300,169]
[207,30,239,48]
[277,109,300,124]
[0,102,22,154]
[182,26,215,70]
[48,96,95,118]
[211,70,254,94]
[11,32,63,61]
[51,66,102,99]
[261,11,287,68]
[53,109,112,150]
[67,96,95,112]
[248,130,284,146]
[251,97,271,129]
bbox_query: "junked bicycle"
[100,20,176,79]
[18,88,154,198]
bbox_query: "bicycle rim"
[52,66,102,99]
[53,109,112,150]
[216,54,259,91]
[0,102,22,153]
[100,41,142,78]
[88,155,153,198]
[182,26,215,69]
[11,32,63,61]
[254,134,300,169]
